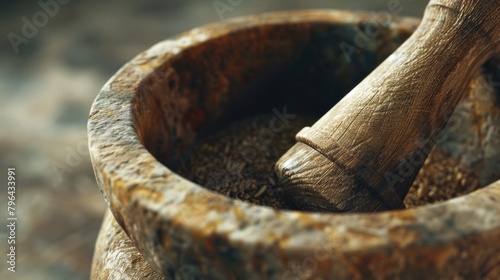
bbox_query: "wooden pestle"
[275,0,500,213]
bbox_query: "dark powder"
[177,113,316,209]
[177,113,482,211]
[404,147,481,207]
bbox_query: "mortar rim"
[88,9,500,277]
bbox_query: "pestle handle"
[275,0,500,213]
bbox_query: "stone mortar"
[88,10,500,279]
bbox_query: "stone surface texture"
[88,10,500,280]
[0,1,429,280]
[91,209,165,280]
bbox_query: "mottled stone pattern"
[91,209,165,280]
[89,10,500,279]
[0,1,429,280]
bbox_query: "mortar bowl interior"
[88,10,500,279]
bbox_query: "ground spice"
[177,113,316,209]
[404,147,481,208]
[177,113,482,211]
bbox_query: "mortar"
[88,10,500,279]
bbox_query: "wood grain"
[275,0,500,212]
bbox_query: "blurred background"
[0,1,426,279]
